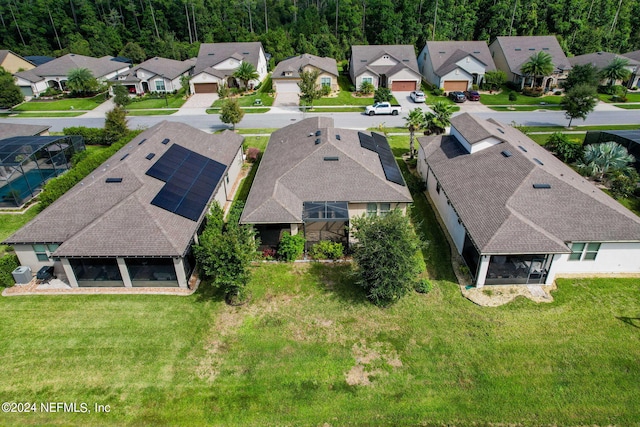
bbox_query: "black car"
[448,91,466,103]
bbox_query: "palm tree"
[578,141,635,181]
[66,68,98,96]
[600,57,631,88]
[520,51,554,88]
[424,101,455,135]
[404,108,423,159]
[233,61,259,92]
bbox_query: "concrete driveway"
[393,91,426,114]
[175,93,218,115]
[274,92,300,107]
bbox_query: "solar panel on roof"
[146,144,226,221]
[358,132,377,152]
[533,183,551,189]
[161,138,170,145]
[315,130,321,136]
[105,177,122,183]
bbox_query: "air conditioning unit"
[12,266,32,285]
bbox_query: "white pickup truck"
[365,102,402,116]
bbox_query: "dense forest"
[1,0,639,65]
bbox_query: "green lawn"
[243,136,269,152]
[234,128,277,135]
[0,205,38,243]
[490,105,563,112]
[598,92,640,103]
[479,90,563,106]
[207,107,270,114]
[314,76,398,106]
[127,94,186,109]
[521,124,640,133]
[7,112,85,117]
[212,93,274,108]
[307,106,365,113]
[13,94,107,111]
[614,104,640,109]
[126,109,178,116]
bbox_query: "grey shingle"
[569,51,639,71]
[424,41,496,76]
[119,57,195,81]
[15,53,128,81]
[623,49,640,62]
[194,42,264,76]
[272,54,338,79]
[491,36,571,76]
[350,45,419,78]
[0,123,50,138]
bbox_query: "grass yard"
[0,205,39,243]
[520,124,640,133]
[490,105,563,112]
[234,128,277,135]
[479,90,563,106]
[614,104,640,109]
[13,94,107,111]
[598,92,640,103]
[314,76,398,106]
[212,93,274,108]
[307,106,365,113]
[127,95,186,109]
[7,112,85,117]
[126,109,178,116]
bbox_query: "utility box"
[12,266,32,285]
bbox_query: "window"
[367,203,377,217]
[362,77,373,84]
[379,203,391,215]
[155,80,166,91]
[321,77,331,87]
[33,244,49,262]
[569,242,600,261]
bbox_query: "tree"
[233,61,259,91]
[484,70,507,91]
[180,74,191,96]
[609,169,640,199]
[562,63,599,92]
[298,69,322,107]
[66,68,99,96]
[220,99,245,130]
[0,67,24,108]
[404,108,423,159]
[374,87,392,103]
[193,202,258,302]
[103,107,128,145]
[600,57,631,88]
[578,141,635,181]
[423,101,455,135]
[545,132,584,163]
[562,84,598,128]
[360,81,374,95]
[119,42,147,64]
[520,51,554,88]
[351,209,423,307]
[112,84,131,110]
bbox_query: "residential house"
[417,113,640,287]
[569,51,640,88]
[489,36,571,90]
[272,54,339,95]
[349,45,421,91]
[417,41,496,91]
[23,56,55,67]
[240,117,412,249]
[112,56,195,95]
[190,42,268,94]
[4,121,244,289]
[0,50,35,74]
[623,49,640,66]
[14,53,130,98]
[0,122,50,138]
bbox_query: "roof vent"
[533,158,544,165]
[161,138,170,145]
[323,156,339,161]
[315,138,321,145]
[402,59,409,62]
[242,52,250,55]
[361,59,367,62]
[208,53,215,56]
[533,183,551,189]
[497,128,505,134]
[501,150,512,157]
[336,135,341,141]
[315,130,321,136]
[473,51,480,54]
[529,48,536,50]
[138,138,147,145]
[308,132,314,137]
[146,153,155,160]
[518,145,528,152]
[105,177,122,183]
[515,48,521,51]
[438,51,446,54]
[120,153,130,161]
[542,47,550,51]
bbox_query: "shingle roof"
[419,114,640,255]
[14,53,129,81]
[569,51,639,70]
[450,113,505,145]
[193,42,264,76]
[23,55,55,66]
[491,36,571,76]
[272,54,338,79]
[424,41,496,77]
[623,49,640,62]
[4,121,243,258]
[0,123,50,138]
[240,117,412,224]
[118,57,195,81]
[350,45,420,78]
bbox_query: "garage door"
[276,80,301,94]
[443,80,468,92]
[391,80,417,91]
[193,83,218,93]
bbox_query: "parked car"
[410,91,426,103]
[449,91,466,103]
[365,102,402,116]
[464,90,480,101]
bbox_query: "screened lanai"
[0,135,85,207]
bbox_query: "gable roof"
[623,49,640,62]
[419,113,640,255]
[14,53,129,81]
[350,45,419,78]
[272,54,338,79]
[569,51,639,70]
[424,41,496,76]
[240,117,412,224]
[0,123,50,138]
[490,36,571,75]
[4,121,243,258]
[0,50,35,69]
[118,57,195,81]
[193,42,264,76]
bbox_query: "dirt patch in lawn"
[345,341,402,386]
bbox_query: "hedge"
[63,126,106,145]
[0,253,19,287]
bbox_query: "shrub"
[0,254,19,287]
[546,132,584,163]
[508,91,518,102]
[522,87,543,97]
[218,85,230,99]
[405,171,426,194]
[610,169,640,199]
[321,84,332,97]
[262,248,276,260]
[632,86,639,91]
[554,90,562,95]
[360,81,374,95]
[374,87,392,103]
[431,88,444,96]
[278,232,305,262]
[471,84,479,91]
[309,240,344,260]
[414,278,432,294]
[246,147,260,163]
[63,126,105,145]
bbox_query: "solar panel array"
[358,132,377,152]
[146,144,226,221]
[371,132,405,186]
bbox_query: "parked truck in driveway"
[365,102,402,116]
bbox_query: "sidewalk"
[81,97,115,118]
